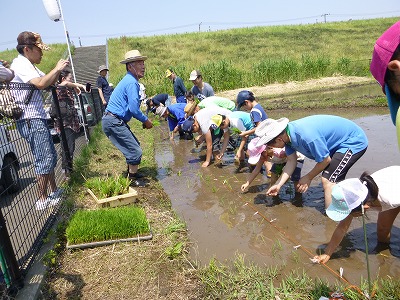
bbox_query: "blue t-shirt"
[96,76,112,102]
[191,82,214,101]
[228,111,254,131]
[167,103,186,131]
[106,72,147,123]
[250,103,268,124]
[285,115,368,162]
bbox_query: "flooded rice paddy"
[155,105,400,287]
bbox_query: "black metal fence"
[0,82,103,293]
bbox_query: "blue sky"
[1,0,399,51]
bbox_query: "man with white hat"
[255,115,368,208]
[189,69,214,101]
[96,64,112,108]
[155,102,188,140]
[102,50,153,187]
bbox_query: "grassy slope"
[2,17,396,96]
[106,17,398,96]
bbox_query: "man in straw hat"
[102,50,153,187]
[11,31,70,210]
[255,115,368,208]
[313,166,400,264]
[96,64,112,109]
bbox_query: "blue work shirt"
[166,103,187,131]
[106,72,148,123]
[285,115,368,162]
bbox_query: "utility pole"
[199,22,202,32]
[321,13,330,23]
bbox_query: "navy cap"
[182,116,195,133]
[236,90,254,108]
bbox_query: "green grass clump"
[66,206,149,244]
[84,175,131,199]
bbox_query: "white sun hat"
[255,118,289,147]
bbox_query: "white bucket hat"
[155,106,167,117]
[326,178,369,222]
[255,118,289,147]
[120,50,147,64]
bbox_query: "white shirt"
[371,166,400,211]
[11,54,47,119]
[194,106,232,134]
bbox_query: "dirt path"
[216,76,375,99]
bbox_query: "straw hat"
[120,50,147,64]
[255,118,289,147]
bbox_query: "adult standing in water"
[255,115,368,208]
[102,50,153,187]
[165,68,187,103]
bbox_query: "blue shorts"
[271,160,304,182]
[102,114,142,165]
[16,118,57,175]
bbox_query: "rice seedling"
[272,239,283,258]
[66,206,150,245]
[84,175,131,199]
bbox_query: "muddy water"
[155,107,400,286]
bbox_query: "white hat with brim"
[155,106,167,117]
[247,137,266,165]
[120,50,147,64]
[255,118,289,147]
[326,178,369,222]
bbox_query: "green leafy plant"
[84,175,131,199]
[165,241,184,259]
[66,206,150,245]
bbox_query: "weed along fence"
[0,82,103,293]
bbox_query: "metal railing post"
[50,87,73,171]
